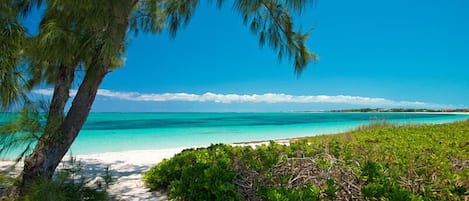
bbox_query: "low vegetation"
[0,155,114,201]
[144,120,469,200]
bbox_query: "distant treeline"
[329,108,469,112]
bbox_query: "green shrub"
[263,184,320,201]
[19,178,111,201]
[144,144,241,201]
[143,152,191,190]
[236,141,287,172]
[361,161,415,200]
[19,155,112,201]
[0,173,16,200]
[145,120,469,201]
[362,181,414,201]
[324,179,338,200]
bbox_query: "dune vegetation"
[144,120,469,200]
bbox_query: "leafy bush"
[19,155,112,201]
[19,177,111,201]
[145,120,469,200]
[361,161,413,200]
[263,184,320,201]
[0,173,16,200]
[144,144,241,201]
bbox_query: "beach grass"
[144,119,469,200]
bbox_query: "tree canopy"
[0,0,317,195]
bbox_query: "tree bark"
[45,64,74,130]
[18,1,135,195]
[19,64,107,195]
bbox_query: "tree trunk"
[18,1,135,195]
[19,64,108,195]
[44,64,74,133]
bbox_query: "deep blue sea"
[1,112,468,157]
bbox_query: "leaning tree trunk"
[19,64,108,195]
[18,1,136,195]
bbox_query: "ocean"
[1,112,468,157]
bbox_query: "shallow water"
[1,112,468,158]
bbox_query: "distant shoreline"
[289,111,469,116]
[1,110,469,114]
[324,111,469,115]
[326,108,469,113]
[2,118,468,200]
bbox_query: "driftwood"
[233,153,365,201]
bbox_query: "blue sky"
[32,0,469,112]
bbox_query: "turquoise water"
[1,112,469,157]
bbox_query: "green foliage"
[1,0,317,196]
[231,0,318,73]
[0,1,26,110]
[361,160,384,183]
[144,149,198,190]
[264,184,320,201]
[130,0,317,73]
[324,179,338,200]
[2,0,316,193]
[240,141,287,172]
[361,182,413,201]
[144,144,241,201]
[19,155,112,201]
[361,161,413,200]
[0,103,43,161]
[0,172,16,199]
[351,121,469,200]
[146,120,469,200]
[19,178,111,201]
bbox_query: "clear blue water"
[1,112,468,158]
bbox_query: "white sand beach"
[0,141,289,201]
[1,148,188,201]
[73,148,187,200]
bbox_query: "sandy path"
[74,148,191,200]
[0,140,292,200]
[1,148,188,201]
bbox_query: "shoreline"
[3,116,469,164]
[0,139,293,200]
[2,118,468,200]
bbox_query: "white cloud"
[31,88,448,108]
[31,89,55,96]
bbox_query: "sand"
[0,141,289,201]
[73,148,188,200]
[1,148,189,201]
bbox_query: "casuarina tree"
[0,0,317,195]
